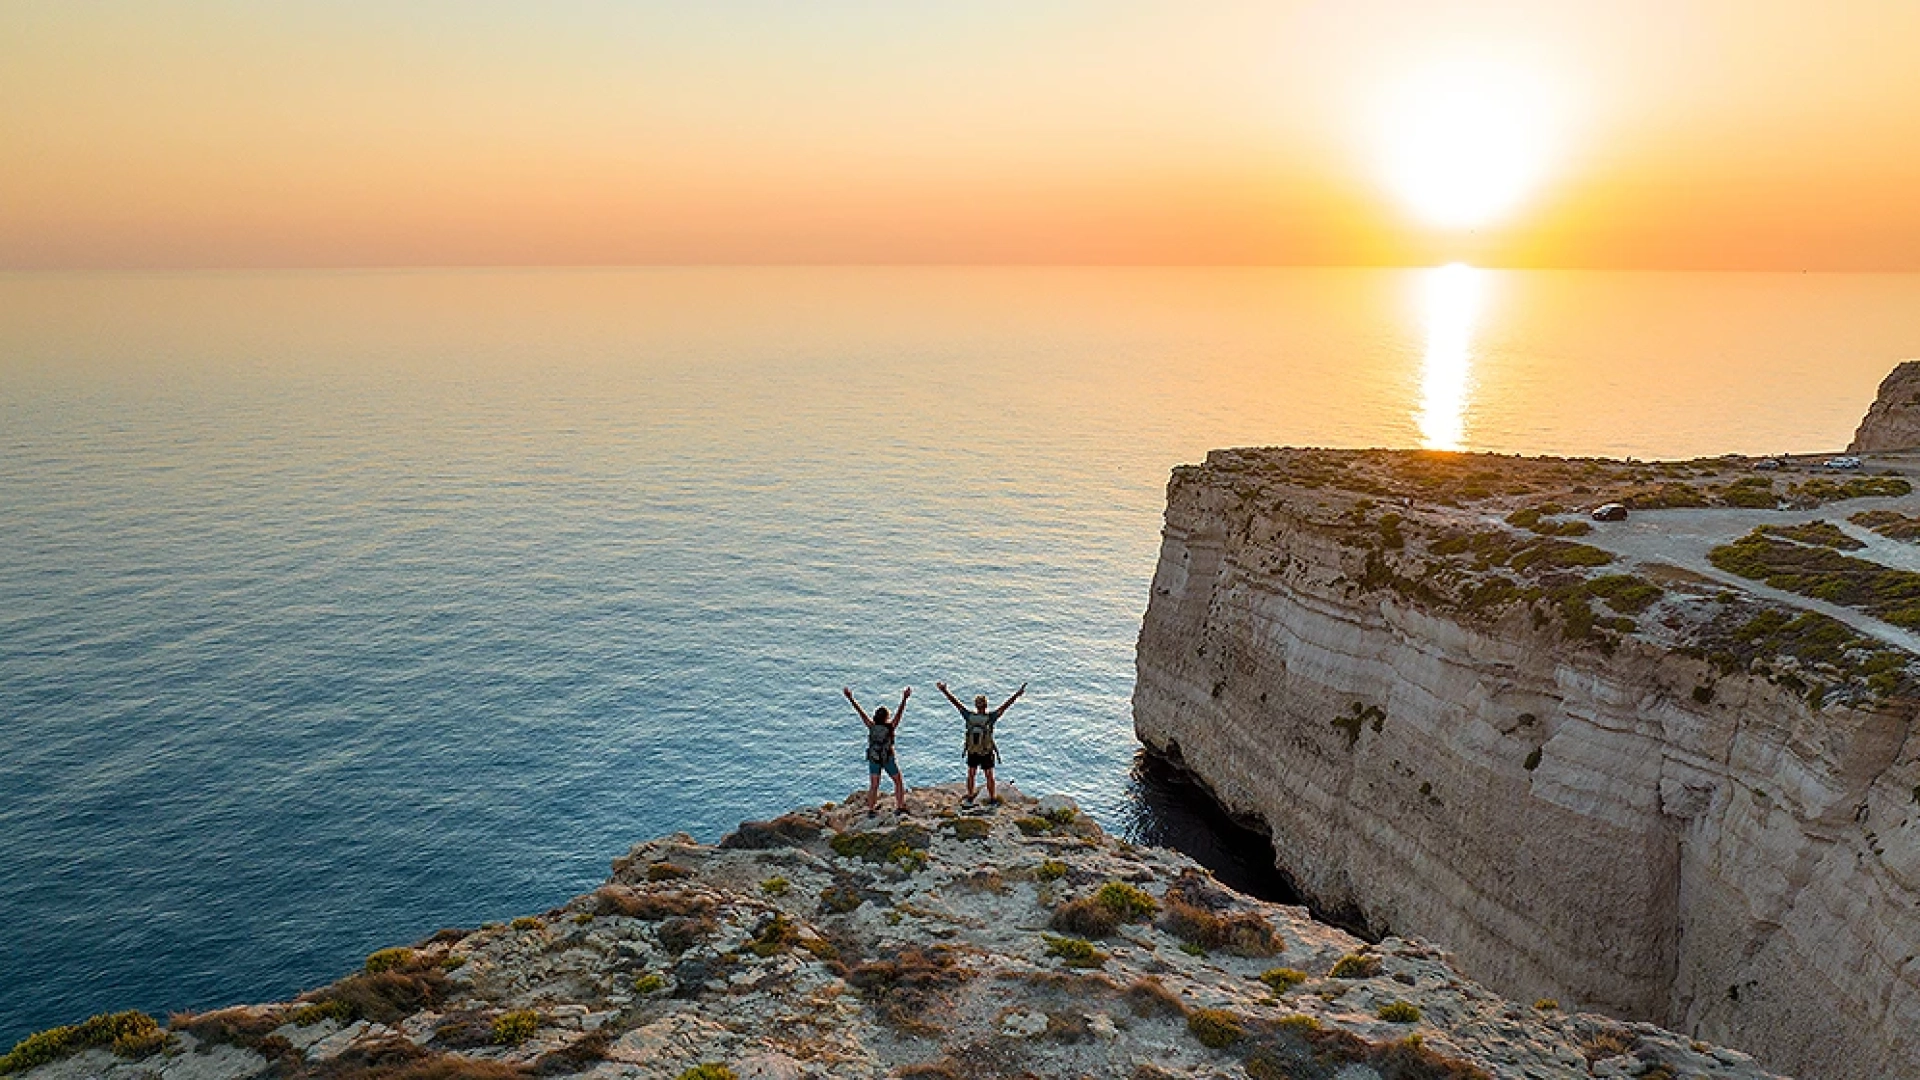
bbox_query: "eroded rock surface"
[1132,447,1920,1080]
[8,785,1781,1080]
[1850,359,1920,452]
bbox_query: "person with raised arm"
[844,685,911,817]
[936,680,1024,805]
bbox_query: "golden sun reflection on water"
[1416,263,1484,451]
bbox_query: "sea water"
[3,266,1918,1042]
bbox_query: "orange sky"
[3,2,1918,270]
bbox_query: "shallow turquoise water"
[2,267,1917,1043]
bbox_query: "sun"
[1373,60,1560,230]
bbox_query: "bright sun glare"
[1376,61,1559,230]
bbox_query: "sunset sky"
[4,1,1918,270]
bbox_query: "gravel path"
[1568,480,1920,655]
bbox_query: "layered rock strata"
[7,785,1781,1080]
[1132,447,1920,1080]
[1850,359,1920,452]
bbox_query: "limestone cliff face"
[1133,452,1920,1080]
[1849,359,1920,452]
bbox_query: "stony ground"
[13,785,1784,1080]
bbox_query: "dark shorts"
[868,752,901,779]
[966,752,995,769]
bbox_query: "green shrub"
[1533,998,1560,1011]
[759,876,790,897]
[1185,1008,1244,1049]
[1377,1000,1421,1023]
[490,1010,540,1046]
[647,862,694,882]
[1095,880,1158,919]
[1041,934,1106,968]
[829,825,933,870]
[1,1012,161,1075]
[948,817,992,841]
[366,947,417,973]
[289,1000,354,1026]
[1524,747,1543,771]
[509,916,543,931]
[634,973,666,994]
[1329,952,1383,979]
[747,913,801,957]
[571,912,594,925]
[1275,1013,1322,1034]
[1259,967,1308,992]
[1178,942,1207,957]
[677,1066,737,1080]
[1014,816,1052,835]
[1034,859,1068,882]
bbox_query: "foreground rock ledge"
[15,785,1779,1080]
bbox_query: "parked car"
[1752,457,1783,470]
[1590,503,1628,522]
[1825,456,1863,470]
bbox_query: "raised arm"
[843,686,871,725]
[895,686,912,725]
[996,681,1027,715]
[936,681,967,713]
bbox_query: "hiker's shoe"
[867,808,877,818]
[960,793,976,806]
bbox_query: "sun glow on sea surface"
[1375,60,1561,230]
[1416,263,1483,451]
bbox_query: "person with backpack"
[936,680,1025,805]
[845,685,911,817]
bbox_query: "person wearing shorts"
[845,685,910,816]
[937,680,1024,805]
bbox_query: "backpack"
[964,712,997,760]
[867,720,896,764]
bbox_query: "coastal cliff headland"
[4,785,1781,1080]
[1133,444,1920,1080]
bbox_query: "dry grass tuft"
[591,885,714,921]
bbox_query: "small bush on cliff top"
[676,1066,736,1080]
[1,1011,162,1074]
[365,948,415,973]
[1378,1001,1422,1023]
[1042,934,1106,968]
[1259,967,1308,993]
[1185,1008,1245,1049]
[1329,952,1383,979]
[490,1010,540,1047]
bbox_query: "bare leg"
[892,770,907,812]
[984,767,997,802]
[965,765,978,800]
[867,773,881,813]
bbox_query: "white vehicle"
[1825,456,1863,470]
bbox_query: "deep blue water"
[4,267,1919,1045]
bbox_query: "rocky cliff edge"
[4,785,1779,1080]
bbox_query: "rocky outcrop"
[1132,448,1920,1080]
[6,785,1784,1080]
[1849,359,1920,452]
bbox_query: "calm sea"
[3,267,1917,1043]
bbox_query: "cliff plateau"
[4,786,1782,1080]
[1132,447,1920,1080]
